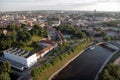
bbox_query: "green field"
[22,35,43,51]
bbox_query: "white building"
[51,20,61,27]
[3,48,37,68]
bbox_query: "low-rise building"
[37,39,57,58]
[36,45,53,58]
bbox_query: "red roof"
[39,40,56,46]
[36,45,53,57]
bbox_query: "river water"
[52,45,114,80]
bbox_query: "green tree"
[101,31,106,37]
[0,61,11,73]
[104,36,111,41]
[81,32,86,38]
[17,31,32,42]
[57,24,86,39]
[0,40,6,50]
[102,69,115,80]
[0,72,10,80]
[99,63,120,80]
[0,61,11,80]
[18,40,26,47]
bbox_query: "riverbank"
[49,49,85,80]
[94,43,119,80]
[52,43,118,80]
[31,38,93,80]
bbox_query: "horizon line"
[1,9,120,13]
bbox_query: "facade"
[3,48,37,68]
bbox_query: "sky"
[0,0,120,11]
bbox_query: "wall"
[27,53,37,67]
[3,51,27,67]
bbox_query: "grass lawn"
[22,35,43,51]
[22,46,35,51]
[26,35,43,45]
[32,35,42,42]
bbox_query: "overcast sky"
[0,0,120,11]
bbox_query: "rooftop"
[39,40,56,46]
[4,47,33,58]
[36,45,53,57]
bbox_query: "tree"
[99,63,120,80]
[30,28,39,36]
[21,24,26,28]
[104,36,111,41]
[0,61,11,73]
[0,30,4,38]
[89,36,93,41]
[101,31,106,37]
[42,29,48,37]
[57,24,86,39]
[17,31,32,42]
[0,40,7,50]
[81,32,86,38]
[0,61,11,80]
[18,40,26,47]
[102,69,115,80]
[0,72,10,80]
[4,61,11,73]
[32,41,38,47]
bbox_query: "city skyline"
[0,0,120,12]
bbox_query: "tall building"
[93,9,96,21]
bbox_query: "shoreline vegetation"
[31,37,93,80]
[98,44,120,80]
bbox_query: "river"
[52,45,115,80]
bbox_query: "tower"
[93,9,96,21]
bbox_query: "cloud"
[0,0,120,11]
[97,0,120,3]
[1,0,34,2]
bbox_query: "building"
[37,39,57,58]
[104,29,119,37]
[51,20,61,27]
[36,45,53,58]
[2,29,7,35]
[38,39,57,47]
[2,39,57,70]
[3,48,37,68]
